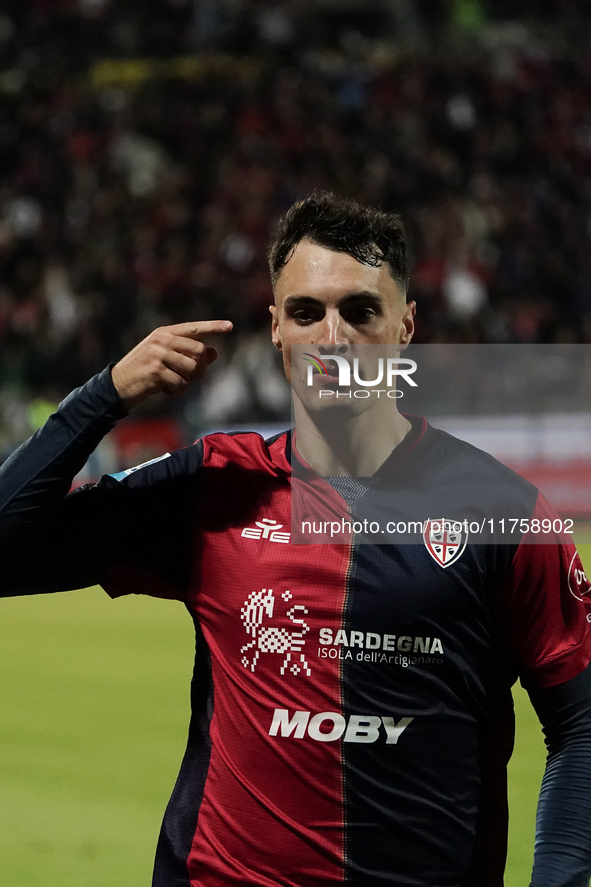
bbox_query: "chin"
[299,391,377,421]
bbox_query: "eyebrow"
[283,291,386,309]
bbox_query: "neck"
[293,396,411,477]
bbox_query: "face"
[270,239,416,390]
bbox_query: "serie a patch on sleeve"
[109,452,171,482]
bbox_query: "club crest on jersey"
[423,519,468,568]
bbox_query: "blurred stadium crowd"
[1,0,591,460]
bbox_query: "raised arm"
[0,320,232,598]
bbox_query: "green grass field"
[1,540,590,886]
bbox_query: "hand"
[111,320,233,411]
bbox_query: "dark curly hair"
[267,192,409,294]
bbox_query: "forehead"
[274,239,404,306]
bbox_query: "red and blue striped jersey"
[100,419,591,887]
[1,368,591,886]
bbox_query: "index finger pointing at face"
[171,320,233,339]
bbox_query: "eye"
[343,306,377,324]
[293,310,314,324]
[290,306,322,325]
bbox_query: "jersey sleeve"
[527,662,591,887]
[495,492,591,689]
[90,442,203,602]
[0,367,203,602]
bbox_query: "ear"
[400,301,416,345]
[269,304,282,351]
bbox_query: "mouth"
[311,370,340,386]
[313,358,341,385]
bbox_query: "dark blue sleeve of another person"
[527,662,591,887]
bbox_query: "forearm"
[531,738,591,886]
[528,665,591,887]
[0,367,126,594]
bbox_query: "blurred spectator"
[1,0,591,459]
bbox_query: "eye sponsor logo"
[241,518,290,544]
[269,708,414,744]
[423,519,468,568]
[240,588,311,676]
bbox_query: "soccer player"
[1,193,591,887]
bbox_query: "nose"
[317,311,350,353]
